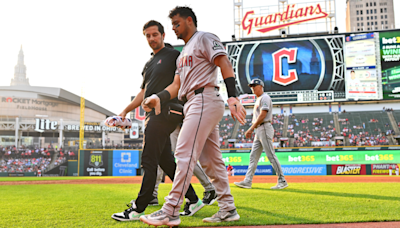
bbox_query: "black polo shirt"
[141,47,180,117]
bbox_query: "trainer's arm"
[119,89,144,118]
[245,110,267,138]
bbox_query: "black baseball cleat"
[202,190,218,205]
[111,201,144,221]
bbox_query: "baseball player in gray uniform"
[152,126,218,209]
[234,79,288,190]
[140,6,246,227]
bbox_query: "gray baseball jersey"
[175,31,226,100]
[252,93,273,124]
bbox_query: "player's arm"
[164,74,181,100]
[119,89,145,119]
[214,55,246,125]
[245,110,267,138]
[142,74,181,114]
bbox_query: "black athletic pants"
[135,114,198,213]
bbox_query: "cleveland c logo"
[272,48,299,86]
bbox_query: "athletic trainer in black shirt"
[111,20,200,222]
[141,46,179,115]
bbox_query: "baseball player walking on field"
[140,6,247,227]
[111,20,204,222]
[234,79,288,190]
[151,125,219,210]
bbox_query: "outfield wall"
[71,147,400,177]
[223,147,400,176]
[77,149,140,176]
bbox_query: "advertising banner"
[331,164,366,175]
[281,165,327,175]
[222,150,400,166]
[226,35,346,104]
[112,150,140,176]
[371,164,399,175]
[130,123,139,139]
[344,33,380,100]
[380,31,400,99]
[83,150,109,176]
[229,165,273,176]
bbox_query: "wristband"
[224,77,237,97]
[156,90,171,103]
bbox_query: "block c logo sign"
[272,48,298,86]
[121,152,131,163]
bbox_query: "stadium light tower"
[278,0,288,35]
[233,0,243,40]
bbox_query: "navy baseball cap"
[248,79,264,87]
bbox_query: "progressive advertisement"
[344,33,380,100]
[281,165,327,175]
[227,35,346,104]
[222,150,400,166]
[380,31,400,99]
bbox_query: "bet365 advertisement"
[380,31,400,99]
[222,150,399,166]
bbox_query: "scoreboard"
[224,28,400,105]
[239,90,334,105]
[227,35,346,106]
[269,90,334,104]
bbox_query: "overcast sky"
[0,0,399,115]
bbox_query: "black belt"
[259,121,271,127]
[182,87,219,103]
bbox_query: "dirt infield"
[1,175,399,186]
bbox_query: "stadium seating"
[288,113,336,147]
[0,145,65,173]
[338,111,392,136]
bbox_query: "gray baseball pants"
[244,123,285,183]
[153,126,215,197]
[162,87,236,216]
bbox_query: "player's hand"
[227,97,246,125]
[142,94,161,115]
[245,128,253,138]
[118,111,127,120]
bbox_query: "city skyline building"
[10,46,29,86]
[346,0,395,32]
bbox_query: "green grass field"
[1,178,400,227]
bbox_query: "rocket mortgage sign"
[242,3,329,35]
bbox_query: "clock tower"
[10,46,30,86]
